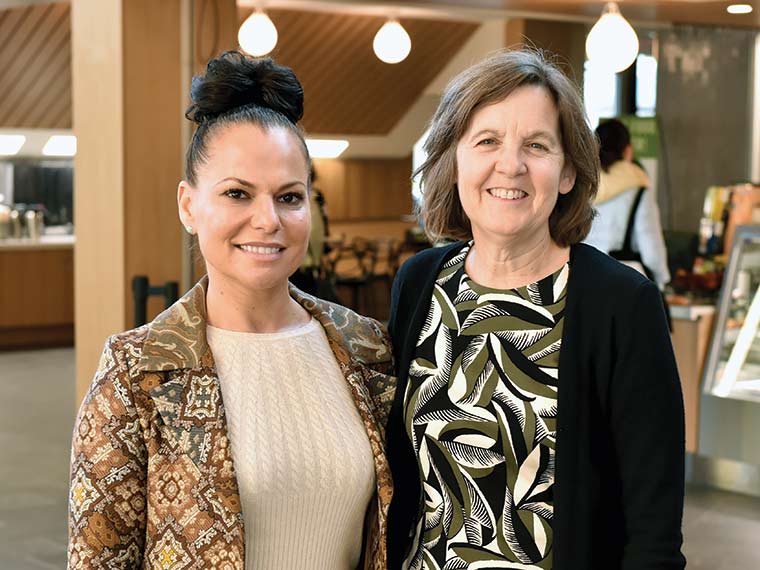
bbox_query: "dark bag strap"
[620,186,647,255]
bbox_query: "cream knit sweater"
[206,319,375,569]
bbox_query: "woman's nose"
[494,144,527,176]
[249,196,282,233]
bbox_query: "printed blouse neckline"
[454,241,569,300]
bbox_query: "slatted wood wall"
[0,2,71,129]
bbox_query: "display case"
[703,225,760,402]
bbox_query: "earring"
[185,225,194,235]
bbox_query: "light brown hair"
[418,48,600,246]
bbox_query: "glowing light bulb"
[238,11,278,56]
[585,2,639,73]
[373,20,411,64]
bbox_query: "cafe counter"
[0,235,74,349]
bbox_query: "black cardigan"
[386,242,686,570]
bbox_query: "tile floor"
[1,347,759,569]
[0,348,74,569]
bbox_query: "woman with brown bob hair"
[386,49,685,570]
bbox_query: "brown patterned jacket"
[68,278,396,569]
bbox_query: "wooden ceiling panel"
[0,5,69,126]
[21,42,70,128]
[404,1,760,29]
[0,2,71,129]
[241,7,479,135]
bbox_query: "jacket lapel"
[135,279,242,529]
[149,368,220,468]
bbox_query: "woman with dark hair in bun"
[68,51,395,570]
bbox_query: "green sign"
[600,115,659,159]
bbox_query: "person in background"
[584,118,671,289]
[311,166,331,238]
[386,49,685,570]
[290,165,329,295]
[68,51,395,569]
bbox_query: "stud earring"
[185,225,194,235]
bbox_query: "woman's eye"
[528,142,548,151]
[477,138,497,146]
[223,189,248,200]
[278,192,304,205]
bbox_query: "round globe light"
[373,20,411,64]
[238,11,278,57]
[585,2,639,73]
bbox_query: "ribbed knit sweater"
[206,318,376,570]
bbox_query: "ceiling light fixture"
[373,19,411,64]
[727,4,753,14]
[238,9,278,56]
[585,2,639,73]
[42,135,77,157]
[0,135,26,156]
[305,139,349,159]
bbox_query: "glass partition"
[703,225,760,402]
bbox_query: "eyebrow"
[466,128,560,145]
[214,177,307,190]
[215,177,255,189]
[524,130,559,144]
[467,128,501,141]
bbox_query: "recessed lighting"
[727,4,753,14]
[42,135,77,156]
[0,135,26,155]
[305,139,349,159]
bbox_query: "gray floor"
[0,348,75,569]
[1,348,759,569]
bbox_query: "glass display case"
[703,225,760,402]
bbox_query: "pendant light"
[238,9,278,56]
[373,19,411,64]
[585,2,639,73]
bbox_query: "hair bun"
[186,50,304,125]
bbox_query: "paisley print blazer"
[68,278,396,569]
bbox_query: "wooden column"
[72,0,126,403]
[72,0,237,403]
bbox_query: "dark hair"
[418,48,600,247]
[595,119,630,172]
[184,50,309,184]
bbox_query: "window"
[635,53,658,116]
[583,58,619,128]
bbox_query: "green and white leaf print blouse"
[403,243,567,570]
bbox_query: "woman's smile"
[234,242,287,260]
[486,187,528,201]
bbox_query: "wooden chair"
[331,236,378,314]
